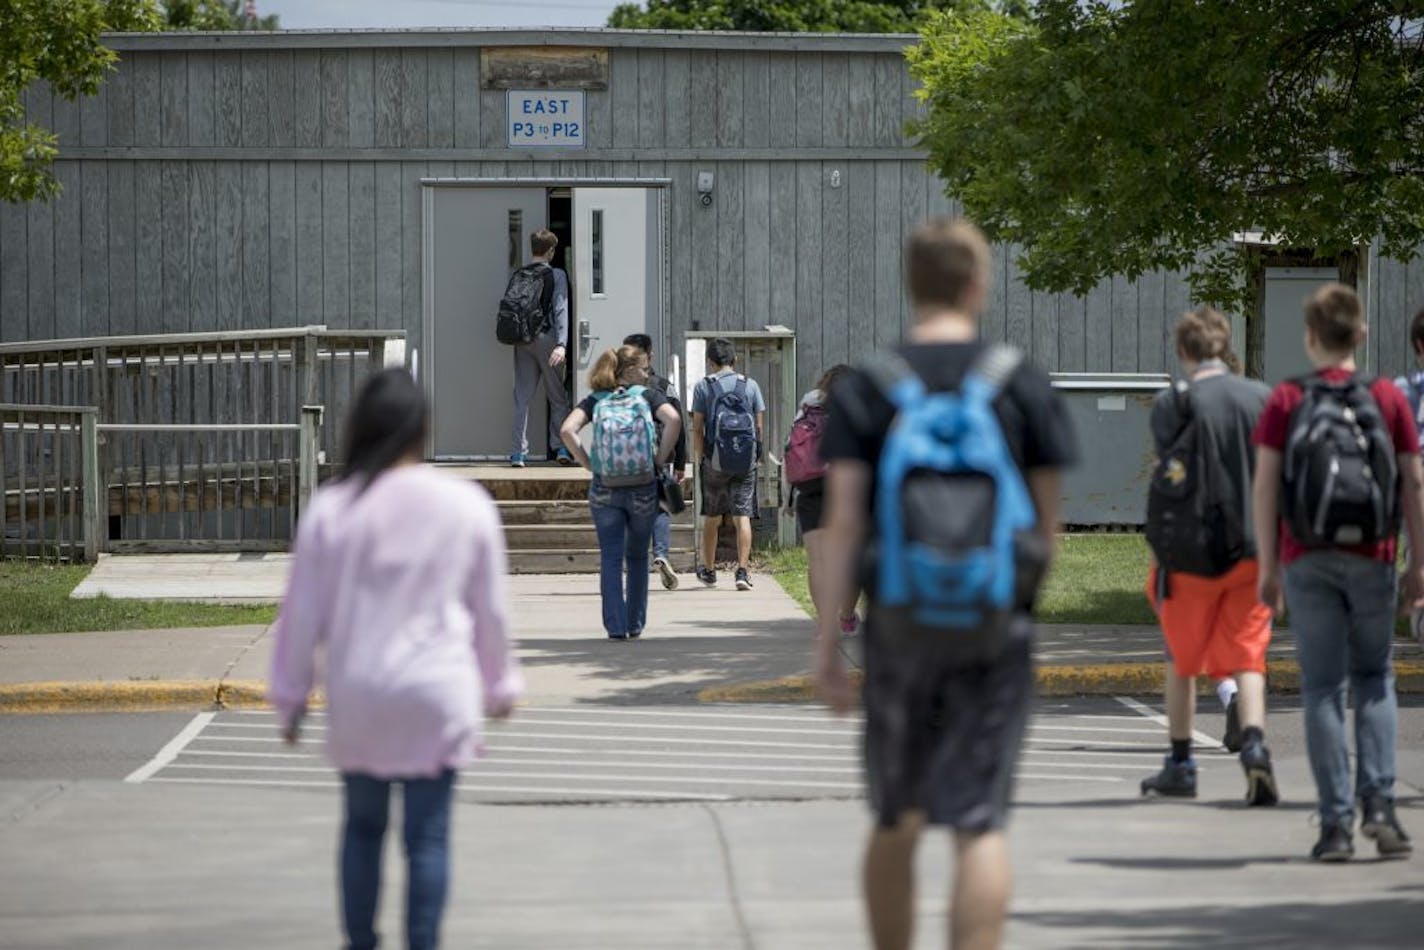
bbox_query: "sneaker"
[509,453,527,468]
[607,632,628,641]
[628,628,643,640]
[1311,822,1354,863]
[1239,739,1279,807]
[696,566,717,587]
[1222,694,1243,752]
[1140,756,1197,798]
[555,447,575,467]
[735,567,753,591]
[653,557,679,590]
[1360,796,1413,858]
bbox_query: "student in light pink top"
[267,369,522,950]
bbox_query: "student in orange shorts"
[1141,308,1277,805]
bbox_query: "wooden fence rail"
[2,404,324,562]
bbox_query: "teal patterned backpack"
[590,386,657,487]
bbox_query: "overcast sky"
[263,0,625,30]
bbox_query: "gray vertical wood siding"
[7,32,1414,395]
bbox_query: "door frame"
[419,177,672,460]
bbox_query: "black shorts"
[700,463,756,518]
[794,480,826,534]
[862,613,1034,831]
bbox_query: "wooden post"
[298,404,324,519]
[81,410,102,562]
[778,332,798,547]
[299,332,321,410]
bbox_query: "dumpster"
[1050,373,1171,527]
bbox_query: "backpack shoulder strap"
[862,352,924,409]
[966,344,1023,397]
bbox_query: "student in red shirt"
[1251,283,1423,862]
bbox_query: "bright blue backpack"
[866,345,1039,637]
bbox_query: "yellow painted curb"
[0,679,321,714]
[700,658,1424,705]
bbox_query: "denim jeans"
[652,510,672,561]
[588,479,658,637]
[341,769,455,950]
[1283,552,1399,826]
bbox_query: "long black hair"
[341,368,428,493]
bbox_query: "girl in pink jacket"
[268,369,522,950]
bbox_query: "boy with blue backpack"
[691,338,766,591]
[816,219,1076,950]
[1252,284,1422,862]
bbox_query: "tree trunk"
[1245,251,1267,380]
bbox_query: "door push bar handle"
[578,319,593,351]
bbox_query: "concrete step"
[505,524,694,551]
[496,500,696,527]
[508,548,697,574]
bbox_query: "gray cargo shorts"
[699,462,756,518]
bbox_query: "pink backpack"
[784,404,828,485]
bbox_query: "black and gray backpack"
[1281,374,1399,547]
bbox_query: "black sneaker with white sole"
[1311,822,1354,862]
[1222,693,1243,752]
[1360,796,1413,858]
[1140,756,1197,798]
[1239,739,1279,807]
[735,567,753,591]
[696,566,717,587]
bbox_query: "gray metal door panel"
[427,186,547,459]
[1264,267,1338,384]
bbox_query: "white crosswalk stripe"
[133,701,1207,803]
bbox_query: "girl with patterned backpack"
[560,346,682,640]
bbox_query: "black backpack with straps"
[1281,374,1399,547]
[1145,380,1245,577]
[495,263,555,345]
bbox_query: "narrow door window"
[591,209,605,296]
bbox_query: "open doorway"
[422,180,666,461]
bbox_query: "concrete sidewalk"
[3,553,1423,711]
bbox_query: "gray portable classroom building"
[3,28,1424,503]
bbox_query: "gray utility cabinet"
[1051,373,1170,527]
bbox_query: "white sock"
[1216,678,1238,710]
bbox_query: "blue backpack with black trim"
[865,345,1039,636]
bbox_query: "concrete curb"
[0,679,292,714]
[697,658,1424,704]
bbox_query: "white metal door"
[570,188,660,404]
[426,186,548,459]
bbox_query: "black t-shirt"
[577,386,671,420]
[820,342,1078,517]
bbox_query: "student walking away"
[1393,305,1424,646]
[267,369,523,950]
[623,332,689,590]
[786,364,861,635]
[560,345,682,640]
[1252,283,1423,863]
[691,338,766,591]
[816,218,1077,950]
[1141,307,1276,805]
[500,228,573,467]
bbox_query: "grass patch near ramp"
[0,562,276,635]
[760,533,1155,626]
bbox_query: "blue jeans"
[589,479,658,637]
[341,769,455,950]
[1283,552,1399,826]
[652,510,671,561]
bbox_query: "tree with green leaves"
[1,0,158,203]
[608,0,1027,33]
[909,1,1424,376]
[161,0,280,31]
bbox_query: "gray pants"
[511,331,571,457]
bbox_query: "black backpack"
[1281,374,1399,547]
[495,263,555,345]
[1145,381,1245,577]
